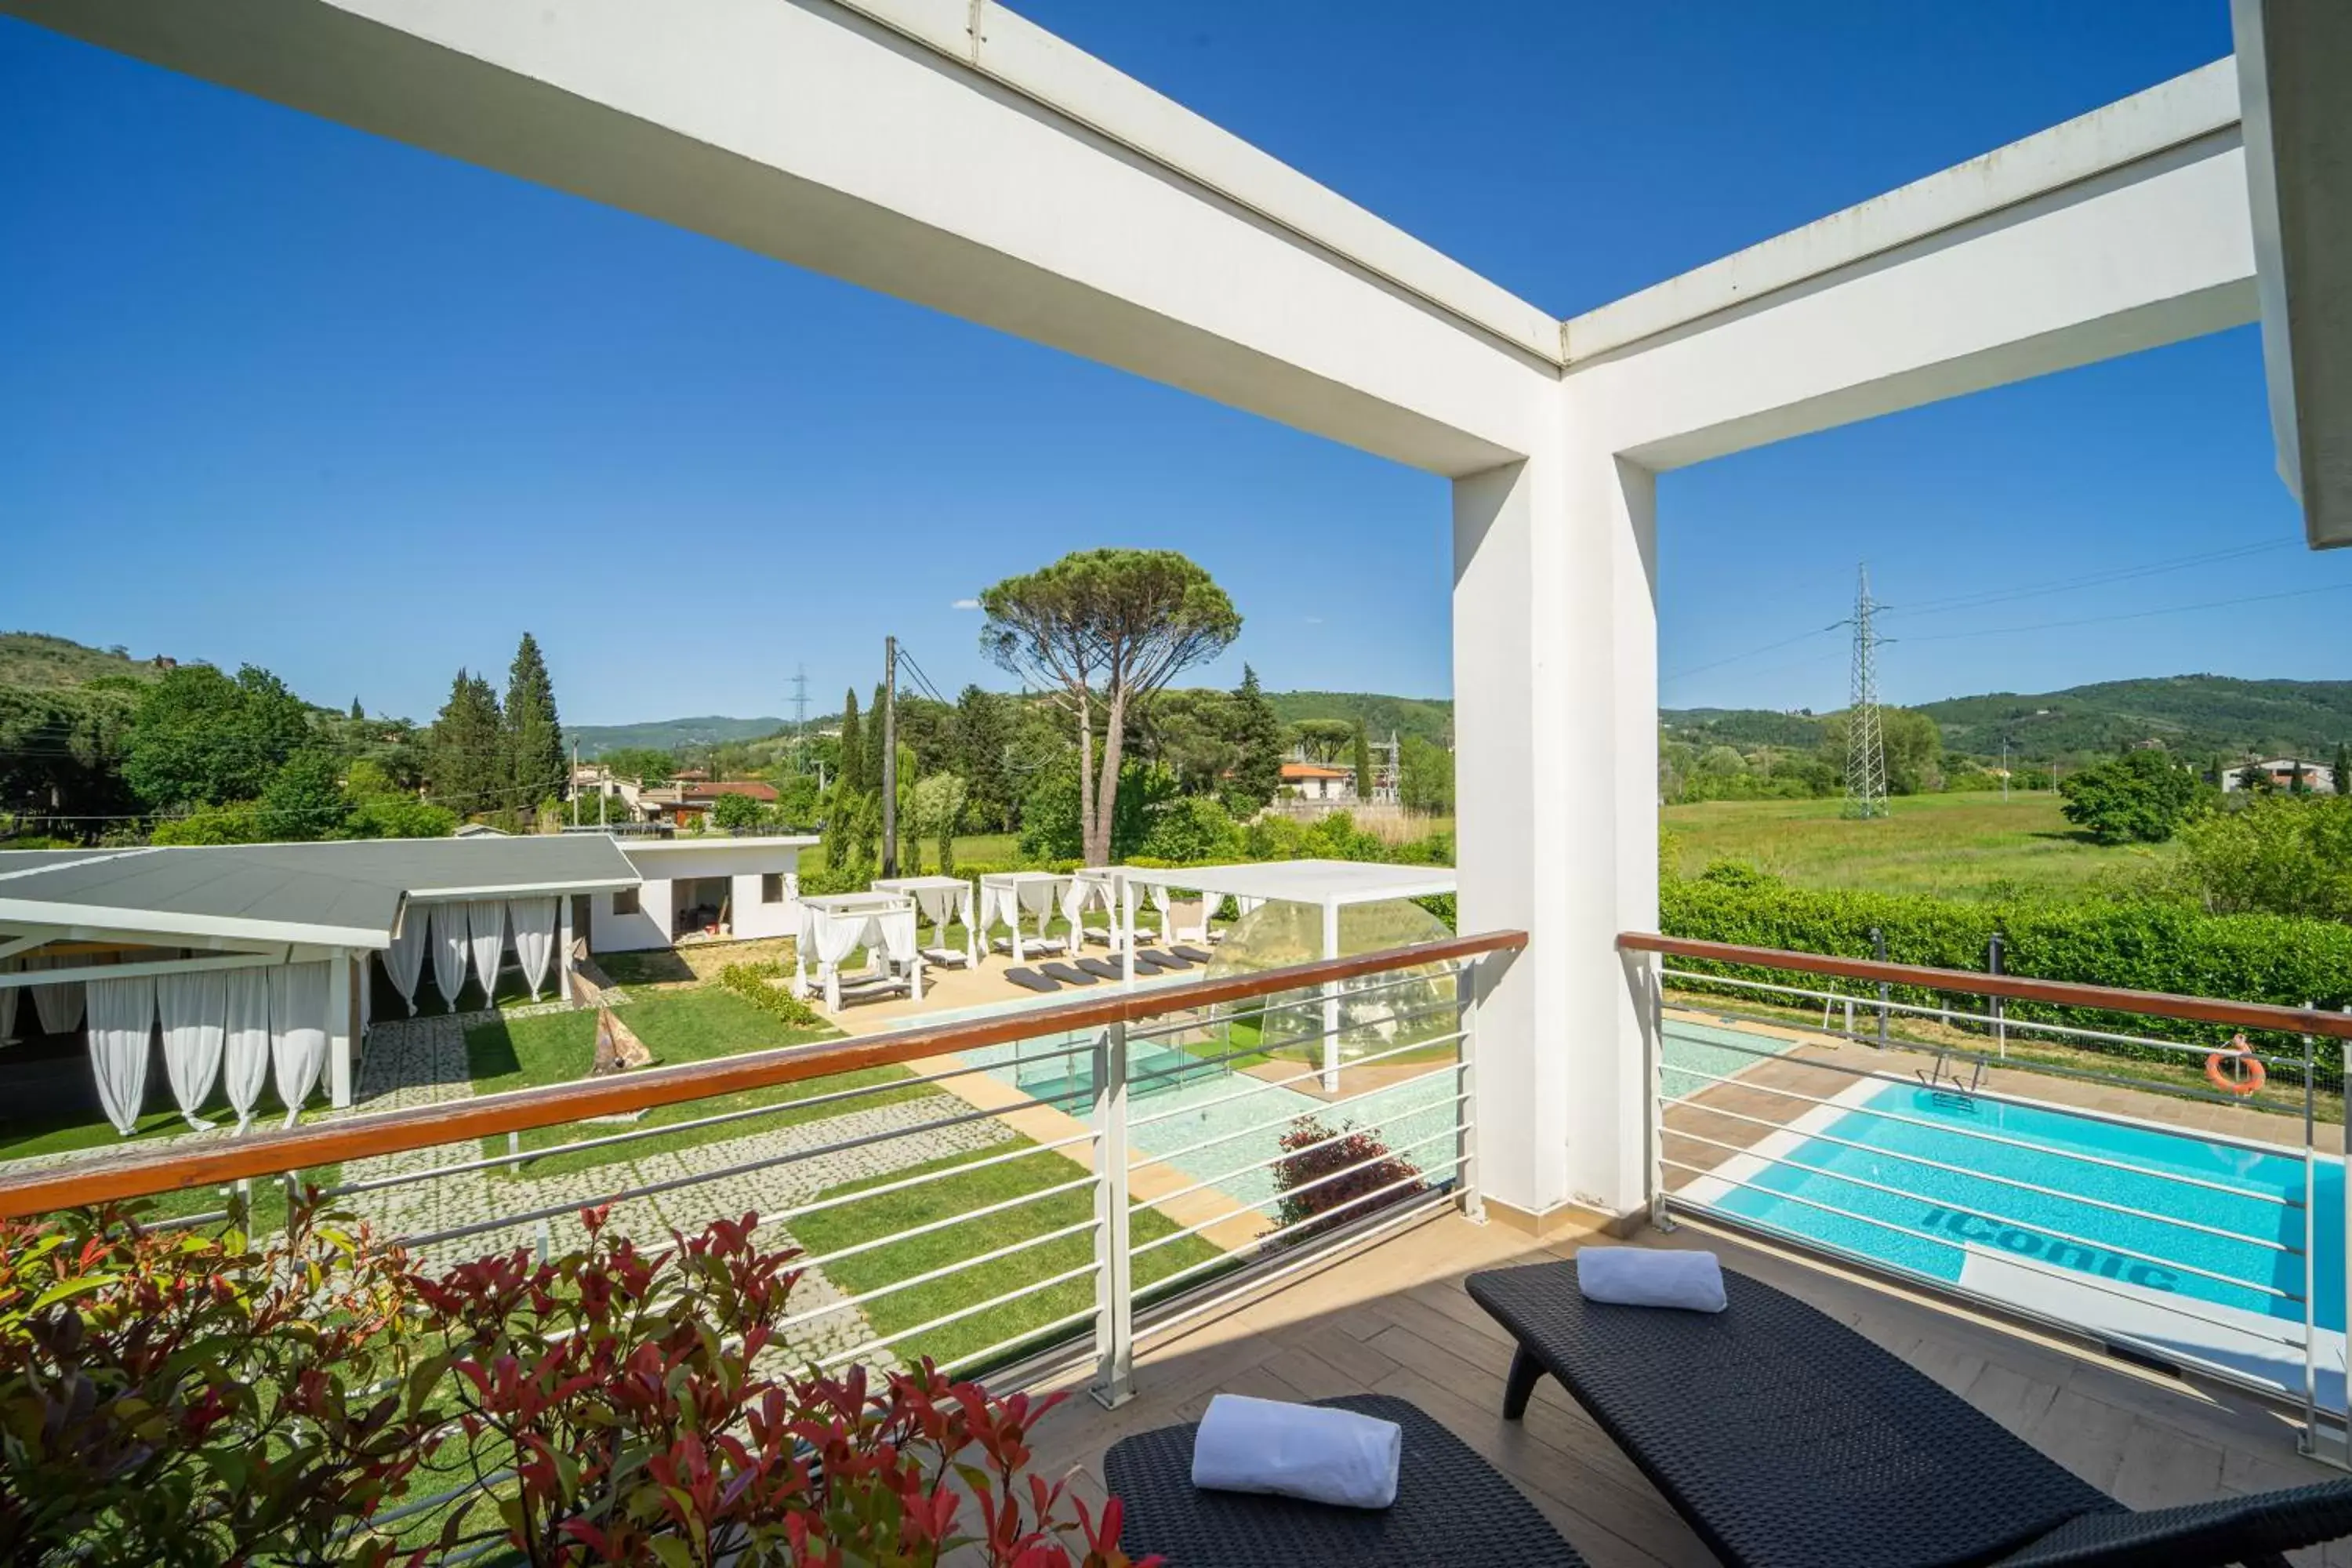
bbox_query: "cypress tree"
[838,689,864,795]
[863,681,888,804]
[503,631,566,815]
[1227,665,1284,811]
[349,696,365,720]
[1351,720,1373,801]
[428,670,503,818]
[2335,742,2350,796]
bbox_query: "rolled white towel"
[1190,1394,1401,1509]
[1577,1247,1728,1312]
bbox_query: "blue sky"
[1,2,2328,726]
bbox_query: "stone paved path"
[339,1009,1018,1368]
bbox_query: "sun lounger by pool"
[1467,1257,2352,1568]
[1104,1394,1586,1566]
[1040,961,1098,987]
[1135,947,1192,969]
[1004,967,1058,993]
[1073,956,1124,982]
[1169,944,1214,964]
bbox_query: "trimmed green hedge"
[1661,874,2352,1079]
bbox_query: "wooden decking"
[1016,1208,2352,1568]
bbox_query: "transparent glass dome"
[1202,898,1457,1068]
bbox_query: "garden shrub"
[1272,1116,1428,1244]
[715,960,825,1029]
[1660,871,2352,1076]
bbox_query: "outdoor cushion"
[1039,961,1099,987]
[1004,967,1059,993]
[1073,956,1124,982]
[1105,1393,1586,1566]
[1136,948,1193,968]
[1467,1258,2352,1568]
[1169,945,1214,964]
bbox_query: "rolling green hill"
[1262,691,1453,747]
[1915,677,2352,762]
[569,715,789,758]
[0,632,169,691]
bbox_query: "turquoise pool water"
[955,1024,1458,1207]
[1704,1080,2345,1336]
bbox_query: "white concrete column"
[327,947,354,1109]
[557,897,575,1006]
[1452,426,1658,1226]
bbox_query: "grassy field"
[463,985,922,1177]
[789,1138,1225,1372]
[1662,790,2176,900]
[797,833,1020,877]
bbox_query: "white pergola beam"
[0,947,291,989]
[2,0,1551,476]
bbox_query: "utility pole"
[1841,563,1890,821]
[789,663,811,771]
[881,635,898,877]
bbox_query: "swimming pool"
[1681,1076,2347,1400]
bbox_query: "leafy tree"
[1818,707,1944,795]
[1398,735,1454,813]
[0,684,139,839]
[2336,742,2350,797]
[1018,757,1178,863]
[122,664,314,808]
[773,771,822,827]
[426,670,504,818]
[251,750,352,841]
[1226,666,1284,813]
[345,794,457,839]
[837,688,865,796]
[710,791,764,832]
[982,549,1240,867]
[503,632,566,813]
[2239,756,2278,795]
[1138,793,1242,862]
[1139,688,1239,797]
[149,802,266,845]
[911,772,968,874]
[2291,757,2312,795]
[1351,721,1373,800]
[2176,794,2352,920]
[348,696,364,720]
[2057,749,2210,844]
[597,746,678,783]
[1289,719,1354,764]
[952,685,1013,831]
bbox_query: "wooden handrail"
[0,931,1526,1219]
[1619,931,2352,1042]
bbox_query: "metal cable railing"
[1620,931,2348,1461]
[3,931,1519,1559]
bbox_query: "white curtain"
[0,958,16,1045]
[29,954,85,1036]
[87,973,156,1137]
[808,908,868,968]
[157,970,228,1131]
[430,902,470,1006]
[382,906,430,1014]
[875,908,920,965]
[508,897,558,999]
[268,961,328,1127]
[466,899,506,1002]
[913,884,962,942]
[1059,876,1093,931]
[1018,877,1061,934]
[223,967,272,1131]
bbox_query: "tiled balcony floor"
[1018,1209,2351,1568]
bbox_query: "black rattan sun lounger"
[1103,1393,1586,1566]
[1169,944,1214,964]
[1074,956,1124,982]
[1466,1258,2352,1568]
[1004,967,1059,993]
[1135,947,1192,968]
[1039,961,1098,987]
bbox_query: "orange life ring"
[2205,1044,2266,1097]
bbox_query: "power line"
[1887,539,2294,619]
[1900,579,2352,643]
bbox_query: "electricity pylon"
[1842,564,1889,820]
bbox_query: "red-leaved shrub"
[1272,1116,1428,1243]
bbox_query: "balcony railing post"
[1454,960,1484,1225]
[1643,953,1673,1232]
[1091,1020,1134,1410]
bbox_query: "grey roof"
[0,836,641,949]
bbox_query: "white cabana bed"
[1107,859,1461,1088]
[975,871,1071,963]
[794,891,923,1013]
[0,836,641,1129]
[870,876,979,969]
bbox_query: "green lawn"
[789,1138,1226,1374]
[1662,790,2176,900]
[797,833,1021,877]
[463,985,924,1179]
